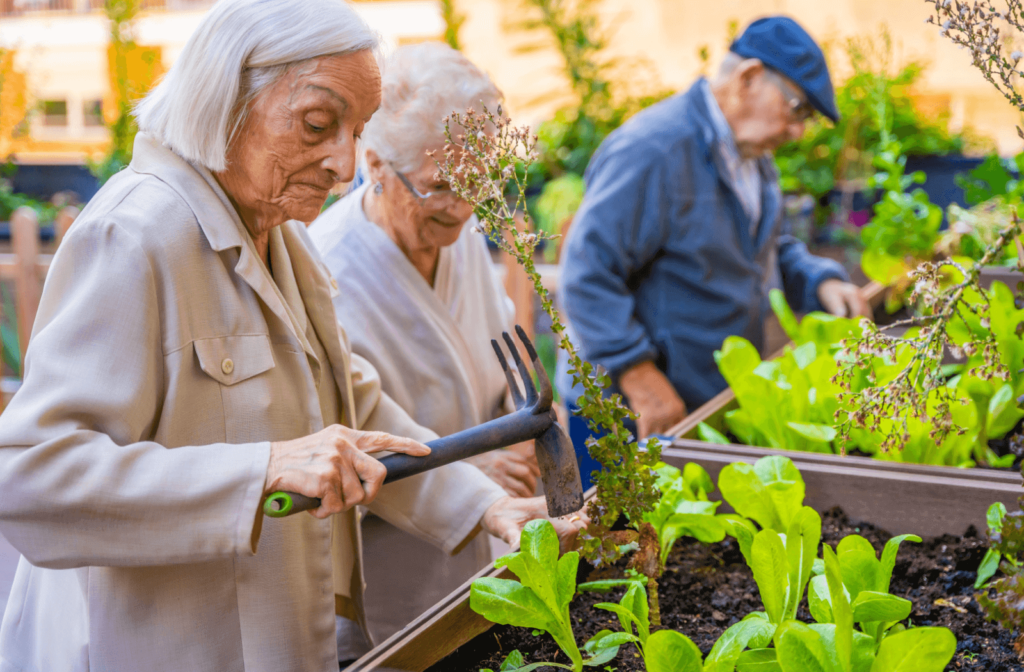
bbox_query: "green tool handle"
[264,491,320,517]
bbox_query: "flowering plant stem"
[835,215,1023,453]
[434,106,664,619]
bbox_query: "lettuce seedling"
[480,649,573,672]
[807,533,921,650]
[977,501,1024,652]
[642,462,729,568]
[768,544,955,672]
[975,502,1019,588]
[470,520,586,671]
[617,462,745,626]
[586,580,703,672]
[717,455,807,562]
[747,507,823,634]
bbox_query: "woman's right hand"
[265,425,431,518]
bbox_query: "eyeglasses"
[389,163,461,210]
[764,69,815,123]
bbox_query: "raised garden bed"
[345,448,1022,672]
[668,269,1024,474]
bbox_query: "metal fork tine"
[491,339,525,410]
[515,325,552,412]
[502,331,539,406]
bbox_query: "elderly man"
[558,16,871,444]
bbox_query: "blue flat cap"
[730,16,839,123]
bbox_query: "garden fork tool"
[264,325,586,519]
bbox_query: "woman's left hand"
[466,442,541,498]
[481,496,589,553]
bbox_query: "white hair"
[361,42,502,174]
[134,0,380,172]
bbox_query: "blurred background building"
[2,0,1023,166]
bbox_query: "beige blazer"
[0,134,506,672]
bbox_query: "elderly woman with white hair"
[0,2,582,671]
[309,43,541,643]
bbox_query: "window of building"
[41,100,67,127]
[83,100,104,127]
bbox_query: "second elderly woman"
[309,43,541,642]
[0,2,583,670]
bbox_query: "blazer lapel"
[281,222,358,425]
[129,133,299,342]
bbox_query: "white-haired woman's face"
[367,142,476,252]
[217,50,381,231]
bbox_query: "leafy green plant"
[977,497,1024,654]
[976,502,1017,589]
[480,649,560,672]
[583,580,704,672]
[641,462,728,568]
[859,140,944,287]
[712,288,1023,467]
[470,520,586,671]
[713,294,859,454]
[440,0,466,51]
[769,544,955,672]
[807,533,921,649]
[957,152,1024,208]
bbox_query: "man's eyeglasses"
[764,69,815,123]
[390,163,461,209]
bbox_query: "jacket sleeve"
[777,230,849,313]
[343,336,507,555]
[0,219,271,570]
[559,138,688,380]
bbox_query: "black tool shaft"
[268,408,555,516]
[381,408,553,482]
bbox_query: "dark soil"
[428,508,1022,672]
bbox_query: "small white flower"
[1012,50,1023,61]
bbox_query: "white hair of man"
[134,0,379,172]
[361,42,503,174]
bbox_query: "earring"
[373,181,383,195]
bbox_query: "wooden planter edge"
[347,442,1020,672]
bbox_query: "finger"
[855,294,872,318]
[312,479,344,519]
[338,466,367,510]
[503,460,535,483]
[354,453,387,504]
[503,479,534,498]
[357,431,431,457]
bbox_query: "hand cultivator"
[264,325,585,519]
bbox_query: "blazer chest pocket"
[193,335,277,443]
[193,334,275,386]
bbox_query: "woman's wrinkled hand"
[467,442,541,498]
[265,424,430,519]
[481,496,589,554]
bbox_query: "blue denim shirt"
[555,79,847,409]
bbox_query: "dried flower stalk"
[835,215,1023,453]
[433,106,662,568]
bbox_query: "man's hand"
[482,496,588,553]
[467,442,541,498]
[817,279,871,319]
[618,360,687,439]
[266,425,430,519]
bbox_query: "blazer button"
[221,358,234,375]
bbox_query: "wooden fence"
[2,206,77,380]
